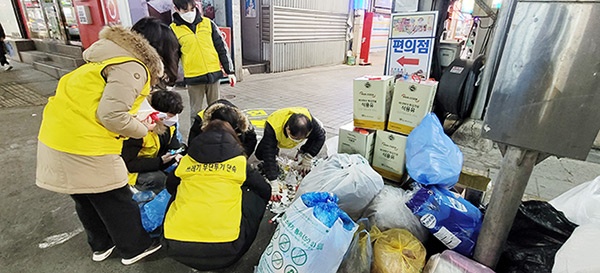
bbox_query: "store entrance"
[21,0,80,45]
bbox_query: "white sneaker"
[5,65,13,71]
[121,240,162,265]
[92,245,116,262]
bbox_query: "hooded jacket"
[164,128,270,242]
[171,9,233,85]
[188,99,257,156]
[36,26,164,194]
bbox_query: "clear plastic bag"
[371,226,427,273]
[362,185,429,242]
[337,218,372,273]
[549,176,600,226]
[405,114,463,188]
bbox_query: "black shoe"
[121,240,162,265]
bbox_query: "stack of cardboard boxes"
[338,76,438,181]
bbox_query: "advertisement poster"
[390,12,437,38]
[245,0,256,17]
[385,11,438,79]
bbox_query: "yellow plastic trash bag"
[371,226,426,273]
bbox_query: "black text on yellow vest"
[164,155,247,243]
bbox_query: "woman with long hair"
[36,17,179,265]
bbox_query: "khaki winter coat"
[36,26,164,194]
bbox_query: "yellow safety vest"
[38,56,151,156]
[164,155,247,243]
[170,19,221,78]
[127,126,176,185]
[266,107,312,149]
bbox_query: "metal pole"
[469,0,518,120]
[231,0,243,81]
[473,145,539,268]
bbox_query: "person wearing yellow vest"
[122,91,185,194]
[171,0,236,123]
[163,120,271,270]
[36,18,180,265]
[255,107,326,200]
[188,99,257,156]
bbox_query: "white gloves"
[269,179,281,201]
[228,74,237,87]
[297,153,313,176]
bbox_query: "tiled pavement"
[1,52,599,272]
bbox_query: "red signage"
[218,27,231,50]
[101,0,121,25]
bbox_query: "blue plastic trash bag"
[405,186,482,257]
[256,192,357,273]
[406,113,463,188]
[140,189,171,232]
[133,190,156,205]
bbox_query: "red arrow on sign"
[397,56,420,66]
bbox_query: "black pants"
[70,186,152,259]
[165,188,267,271]
[0,43,9,66]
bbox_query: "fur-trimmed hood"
[201,101,251,133]
[83,26,164,85]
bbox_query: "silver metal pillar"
[469,0,518,120]
[473,145,539,268]
[232,0,244,81]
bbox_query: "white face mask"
[162,114,179,127]
[179,9,196,24]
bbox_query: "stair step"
[21,51,84,68]
[242,63,268,74]
[33,61,73,79]
[33,40,83,58]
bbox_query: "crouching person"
[163,120,271,270]
[122,90,185,193]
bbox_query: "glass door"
[59,0,81,43]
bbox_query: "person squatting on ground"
[188,99,257,156]
[122,90,185,194]
[163,120,271,271]
[0,23,13,71]
[171,0,236,123]
[36,18,180,265]
[254,107,326,200]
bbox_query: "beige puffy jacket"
[36,26,165,194]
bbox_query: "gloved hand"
[228,74,237,87]
[297,153,313,176]
[269,179,282,202]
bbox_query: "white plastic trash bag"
[552,225,600,273]
[256,192,357,273]
[362,185,428,242]
[549,176,600,225]
[296,153,384,220]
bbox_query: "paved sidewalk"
[1,52,599,273]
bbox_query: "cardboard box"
[387,80,438,135]
[353,76,395,130]
[372,130,407,181]
[338,122,376,162]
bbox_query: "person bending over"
[163,120,271,270]
[254,107,325,200]
[188,99,257,156]
[122,90,185,193]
